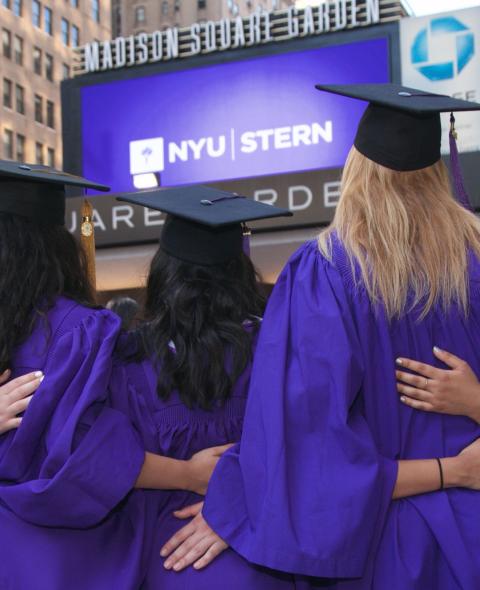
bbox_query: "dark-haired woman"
[109,188,296,589]
[0,168,223,590]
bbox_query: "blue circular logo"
[411,16,475,81]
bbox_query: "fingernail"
[433,346,442,353]
[164,561,171,569]
[160,549,167,557]
[34,371,43,378]
[173,564,181,571]
[396,358,403,365]
[400,396,406,403]
[39,375,45,382]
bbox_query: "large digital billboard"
[81,37,389,194]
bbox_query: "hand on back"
[396,347,480,423]
[0,370,43,435]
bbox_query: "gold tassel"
[80,198,96,295]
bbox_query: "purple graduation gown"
[0,297,149,590]
[109,334,296,590]
[204,238,480,589]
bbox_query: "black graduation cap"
[117,185,292,266]
[0,159,109,225]
[315,83,480,171]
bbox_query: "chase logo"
[411,16,475,81]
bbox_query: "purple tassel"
[449,113,473,211]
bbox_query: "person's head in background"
[316,84,480,320]
[106,296,140,331]
[0,161,108,372]
[118,186,291,410]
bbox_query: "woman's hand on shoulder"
[160,502,228,571]
[395,347,480,424]
[0,370,43,435]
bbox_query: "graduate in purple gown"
[109,185,295,589]
[0,163,222,590]
[162,86,480,589]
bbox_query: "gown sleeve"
[0,309,145,528]
[203,240,398,578]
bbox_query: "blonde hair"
[319,146,480,319]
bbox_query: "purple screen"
[81,37,389,192]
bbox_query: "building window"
[3,78,12,109]
[161,1,168,15]
[92,0,99,22]
[46,100,54,128]
[2,29,11,59]
[197,0,206,8]
[45,53,53,81]
[62,63,70,79]
[61,18,69,45]
[44,6,52,34]
[71,0,78,7]
[35,142,43,164]
[47,147,55,167]
[13,35,22,64]
[33,46,42,74]
[16,133,25,162]
[135,5,145,23]
[174,0,180,11]
[32,0,41,27]
[13,0,21,15]
[71,24,79,47]
[3,129,13,160]
[15,84,24,114]
[2,0,10,8]
[34,94,43,123]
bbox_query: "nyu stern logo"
[411,16,475,81]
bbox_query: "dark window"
[197,0,206,8]
[46,100,54,128]
[61,18,69,45]
[15,84,24,114]
[13,35,22,64]
[71,24,79,47]
[34,94,43,123]
[3,78,12,108]
[16,134,25,162]
[47,146,55,167]
[2,29,11,59]
[71,0,78,7]
[44,6,52,34]
[32,0,41,27]
[33,46,42,74]
[161,1,168,15]
[2,0,11,8]
[135,5,145,23]
[13,0,21,15]
[174,0,180,11]
[3,129,13,160]
[35,142,43,164]
[92,0,99,22]
[62,63,70,79]
[45,53,53,81]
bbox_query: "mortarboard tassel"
[449,113,473,211]
[242,223,251,257]
[80,198,96,295]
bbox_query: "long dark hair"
[0,213,94,372]
[137,248,265,409]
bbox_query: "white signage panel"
[400,7,480,153]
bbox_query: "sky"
[405,0,480,15]
[294,0,480,15]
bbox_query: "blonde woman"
[161,86,480,589]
